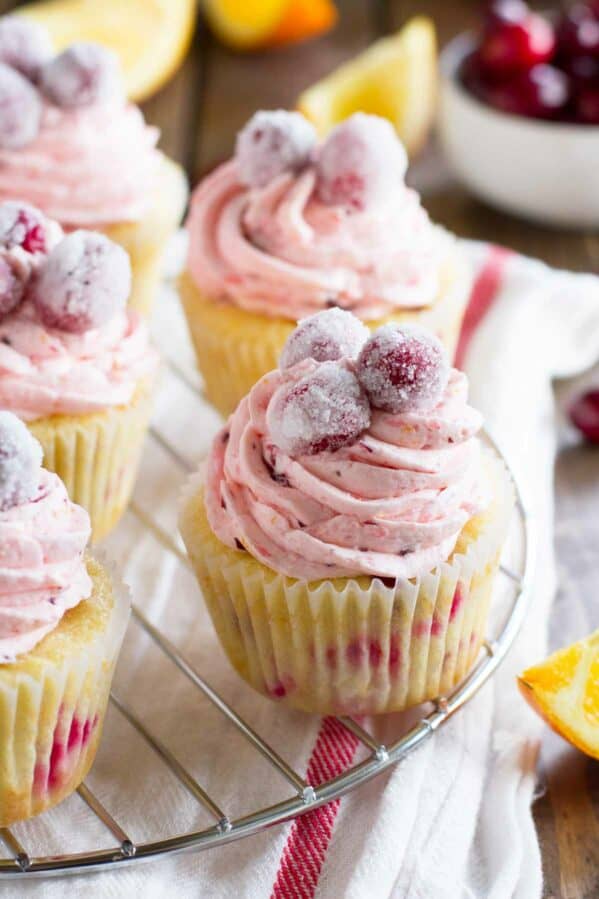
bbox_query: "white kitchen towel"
[11,240,599,899]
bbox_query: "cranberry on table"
[280,308,368,370]
[483,64,570,119]
[479,7,555,75]
[235,109,316,188]
[0,202,48,254]
[40,42,120,108]
[0,16,53,82]
[570,390,599,443]
[0,411,42,511]
[0,63,41,149]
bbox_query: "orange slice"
[297,17,437,157]
[204,0,336,51]
[19,0,196,102]
[518,630,599,759]
[266,0,338,49]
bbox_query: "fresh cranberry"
[0,62,41,148]
[570,390,599,442]
[0,411,42,510]
[356,324,449,414]
[484,0,529,30]
[31,230,131,333]
[40,42,120,108]
[559,53,599,87]
[0,255,26,317]
[315,113,407,211]
[483,65,570,119]
[267,362,371,457]
[479,10,555,75]
[0,202,48,253]
[280,308,368,370]
[0,16,53,81]
[235,109,316,188]
[575,84,599,122]
[556,5,599,59]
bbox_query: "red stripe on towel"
[454,245,511,369]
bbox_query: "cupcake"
[181,110,471,417]
[180,311,513,715]
[0,202,159,541]
[0,16,188,316]
[0,413,129,825]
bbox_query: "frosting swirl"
[205,361,486,581]
[186,161,447,321]
[0,468,91,660]
[0,300,158,419]
[0,100,161,226]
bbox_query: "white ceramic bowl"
[438,34,599,229]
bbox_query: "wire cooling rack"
[0,354,536,879]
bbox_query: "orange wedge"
[518,630,599,759]
[204,0,336,51]
[18,0,196,102]
[297,17,437,157]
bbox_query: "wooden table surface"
[5,0,597,894]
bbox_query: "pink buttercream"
[0,99,160,226]
[205,361,486,581]
[186,160,447,320]
[0,468,91,660]
[0,300,158,420]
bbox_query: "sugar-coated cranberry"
[0,254,26,317]
[0,62,41,148]
[31,231,131,333]
[483,65,570,119]
[0,411,42,511]
[556,5,599,59]
[235,110,316,188]
[356,324,449,414]
[570,390,599,443]
[575,84,599,122]
[280,308,369,370]
[40,42,120,109]
[0,16,53,81]
[267,362,371,457]
[479,10,555,75]
[315,113,408,212]
[0,202,49,254]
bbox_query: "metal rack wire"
[0,360,536,879]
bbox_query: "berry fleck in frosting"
[280,307,369,370]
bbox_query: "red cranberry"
[570,390,599,443]
[267,362,371,457]
[0,62,41,149]
[479,10,555,75]
[484,0,529,30]
[0,411,42,511]
[356,325,449,414]
[559,54,599,87]
[280,308,368,370]
[556,5,599,59]
[0,254,26,317]
[0,16,52,82]
[0,202,49,253]
[315,113,407,212]
[484,65,570,119]
[575,84,599,122]
[31,230,131,334]
[235,110,316,188]
[40,42,120,109]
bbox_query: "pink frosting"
[0,300,158,420]
[205,362,486,581]
[0,100,161,226]
[186,160,446,320]
[0,468,91,660]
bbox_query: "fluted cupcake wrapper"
[102,156,188,317]
[29,379,154,543]
[180,451,513,716]
[0,556,130,826]
[179,245,472,418]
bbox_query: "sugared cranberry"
[0,254,26,317]
[40,42,120,109]
[315,113,407,212]
[0,63,41,148]
[356,325,449,414]
[31,231,131,333]
[267,362,371,457]
[0,411,42,510]
[575,84,599,122]
[280,308,369,370]
[556,5,599,59]
[479,9,555,75]
[570,390,599,443]
[235,110,316,188]
[483,65,570,119]
[0,202,49,254]
[0,16,52,81]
